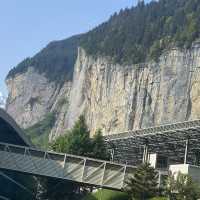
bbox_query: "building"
[106,120,200,186]
[1,107,200,197]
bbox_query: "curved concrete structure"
[0,108,36,199]
[0,109,136,198]
[0,108,32,146]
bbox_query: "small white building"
[148,153,200,186]
[170,164,200,184]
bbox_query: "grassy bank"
[82,189,128,200]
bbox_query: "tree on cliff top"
[81,0,200,64]
[8,0,200,85]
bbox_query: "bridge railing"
[0,142,136,190]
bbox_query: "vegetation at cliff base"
[150,198,167,200]
[24,116,200,200]
[50,116,109,160]
[39,116,109,200]
[25,112,56,148]
[82,189,128,200]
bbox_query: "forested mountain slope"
[7,35,82,83]
[81,0,200,64]
[6,0,200,145]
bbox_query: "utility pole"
[184,138,190,164]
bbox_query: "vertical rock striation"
[6,44,200,140]
[64,45,200,135]
[6,67,71,139]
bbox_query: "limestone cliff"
[6,44,200,140]
[6,67,71,139]
[6,0,200,143]
[64,45,200,135]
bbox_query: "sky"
[0,0,151,96]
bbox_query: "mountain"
[5,0,200,147]
[0,92,6,109]
[81,0,200,64]
[7,35,82,84]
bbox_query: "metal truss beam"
[105,120,200,166]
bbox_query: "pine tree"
[125,163,158,200]
[50,115,92,156]
[45,116,109,199]
[91,129,109,160]
[167,172,200,200]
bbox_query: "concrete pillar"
[145,145,149,163]
[184,139,189,164]
[143,145,146,163]
[110,149,114,162]
[143,144,149,163]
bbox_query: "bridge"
[2,106,200,198]
[0,108,137,199]
[0,142,135,191]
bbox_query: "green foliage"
[125,163,158,200]
[90,129,109,160]
[167,172,200,200]
[37,178,81,200]
[7,35,82,83]
[0,170,38,200]
[8,0,200,85]
[82,189,129,200]
[50,115,91,156]
[25,112,56,148]
[7,0,200,85]
[81,0,200,64]
[56,97,68,109]
[8,58,32,76]
[50,116,109,160]
[150,198,168,200]
[41,117,109,200]
[38,117,87,200]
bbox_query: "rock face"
[6,67,71,139]
[64,45,200,135]
[6,44,200,140]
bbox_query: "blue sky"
[0,0,151,96]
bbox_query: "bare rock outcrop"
[6,44,200,140]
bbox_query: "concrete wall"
[188,165,200,184]
[169,164,200,184]
[149,154,157,168]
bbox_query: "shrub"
[83,189,128,200]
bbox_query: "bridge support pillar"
[143,144,149,163]
[184,139,189,164]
